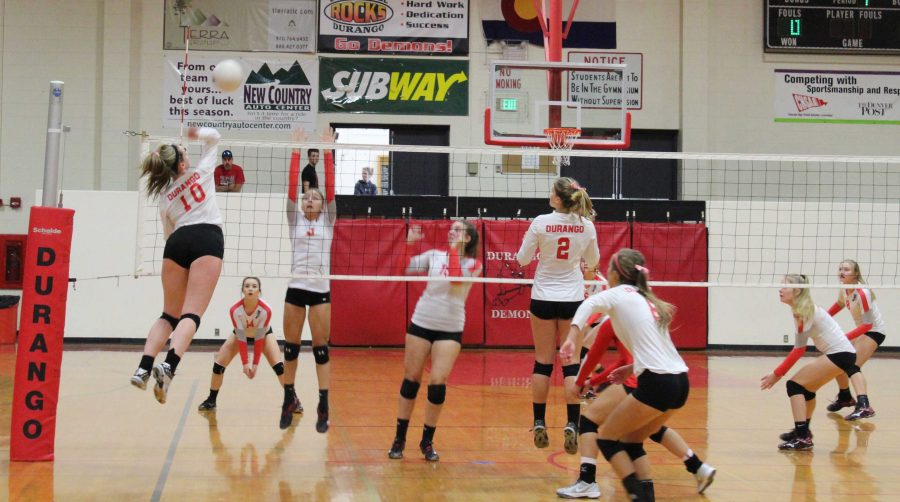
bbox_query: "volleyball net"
[136,136,900,289]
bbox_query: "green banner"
[319,57,468,115]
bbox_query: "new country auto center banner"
[775,69,900,124]
[318,0,469,55]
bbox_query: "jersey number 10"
[179,184,207,212]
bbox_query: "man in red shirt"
[214,150,245,192]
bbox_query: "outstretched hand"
[608,365,633,385]
[760,372,780,390]
[559,339,576,364]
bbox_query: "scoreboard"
[766,0,900,54]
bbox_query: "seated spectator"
[354,167,378,195]
[214,150,245,192]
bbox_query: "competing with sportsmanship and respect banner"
[319,57,468,115]
[163,55,318,131]
[10,207,74,461]
[164,0,316,52]
[318,0,469,55]
[775,69,900,124]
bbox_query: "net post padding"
[544,127,581,166]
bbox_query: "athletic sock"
[838,387,852,400]
[139,355,154,372]
[283,384,296,405]
[683,450,702,474]
[421,424,436,445]
[857,394,870,408]
[533,403,546,423]
[795,420,811,438]
[395,418,410,441]
[566,403,580,424]
[164,349,181,373]
[207,389,219,403]
[578,457,597,483]
[318,389,329,412]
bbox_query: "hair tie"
[152,151,160,157]
[571,181,582,190]
[635,264,650,276]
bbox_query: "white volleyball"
[212,59,243,92]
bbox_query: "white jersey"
[287,201,336,293]
[842,287,887,334]
[517,212,600,301]
[408,250,482,333]
[573,284,688,376]
[229,298,273,343]
[795,307,855,355]
[158,128,222,237]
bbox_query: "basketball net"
[544,127,581,167]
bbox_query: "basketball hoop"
[544,127,581,167]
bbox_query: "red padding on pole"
[10,207,74,461]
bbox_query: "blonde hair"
[841,259,875,300]
[553,177,594,221]
[785,274,815,323]
[140,144,180,198]
[611,248,674,330]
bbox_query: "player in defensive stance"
[517,177,599,453]
[388,221,482,462]
[130,127,224,404]
[198,277,290,416]
[281,129,336,431]
[557,315,715,499]
[761,274,875,450]
[561,249,689,502]
[822,260,883,420]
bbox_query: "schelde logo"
[325,0,393,32]
[792,93,827,112]
[32,227,61,235]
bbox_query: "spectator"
[302,149,319,193]
[214,150,245,192]
[354,167,378,195]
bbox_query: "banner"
[775,69,900,124]
[163,0,316,52]
[319,57,468,115]
[318,0,469,55]
[163,55,318,131]
[567,52,642,110]
[10,207,74,461]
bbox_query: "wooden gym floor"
[0,346,897,501]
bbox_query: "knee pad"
[160,312,178,330]
[312,345,329,365]
[180,313,201,331]
[284,342,301,361]
[212,362,226,375]
[427,384,446,405]
[400,378,420,400]
[562,363,580,378]
[578,415,599,435]
[596,438,623,461]
[622,442,646,461]
[272,362,285,376]
[533,361,553,377]
[845,365,861,378]
[649,426,668,444]
[786,380,816,401]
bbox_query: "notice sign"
[775,69,900,124]
[163,55,318,131]
[567,52,642,110]
[318,0,469,55]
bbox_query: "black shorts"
[632,371,690,412]
[408,323,462,344]
[864,331,886,346]
[623,384,636,395]
[163,224,224,269]
[285,288,331,307]
[827,351,859,376]
[530,299,582,320]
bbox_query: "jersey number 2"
[556,237,570,259]
[179,185,206,212]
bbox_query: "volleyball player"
[130,127,224,405]
[560,249,689,502]
[760,274,875,451]
[822,260,883,420]
[388,221,482,462]
[557,315,715,498]
[198,277,289,414]
[280,129,336,431]
[517,177,599,453]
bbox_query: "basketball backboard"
[484,60,631,150]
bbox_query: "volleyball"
[212,59,243,92]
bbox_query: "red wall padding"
[631,223,708,349]
[482,220,536,346]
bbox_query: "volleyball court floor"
[1,347,897,501]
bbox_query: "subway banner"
[163,0,317,52]
[10,207,74,461]
[319,57,468,115]
[318,0,469,55]
[775,69,900,125]
[163,54,318,131]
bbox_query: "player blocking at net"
[130,127,225,404]
[198,277,290,414]
[280,128,337,431]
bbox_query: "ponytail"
[784,274,815,323]
[553,177,595,221]
[611,249,674,330]
[140,144,179,198]
[841,259,875,301]
[461,220,479,258]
